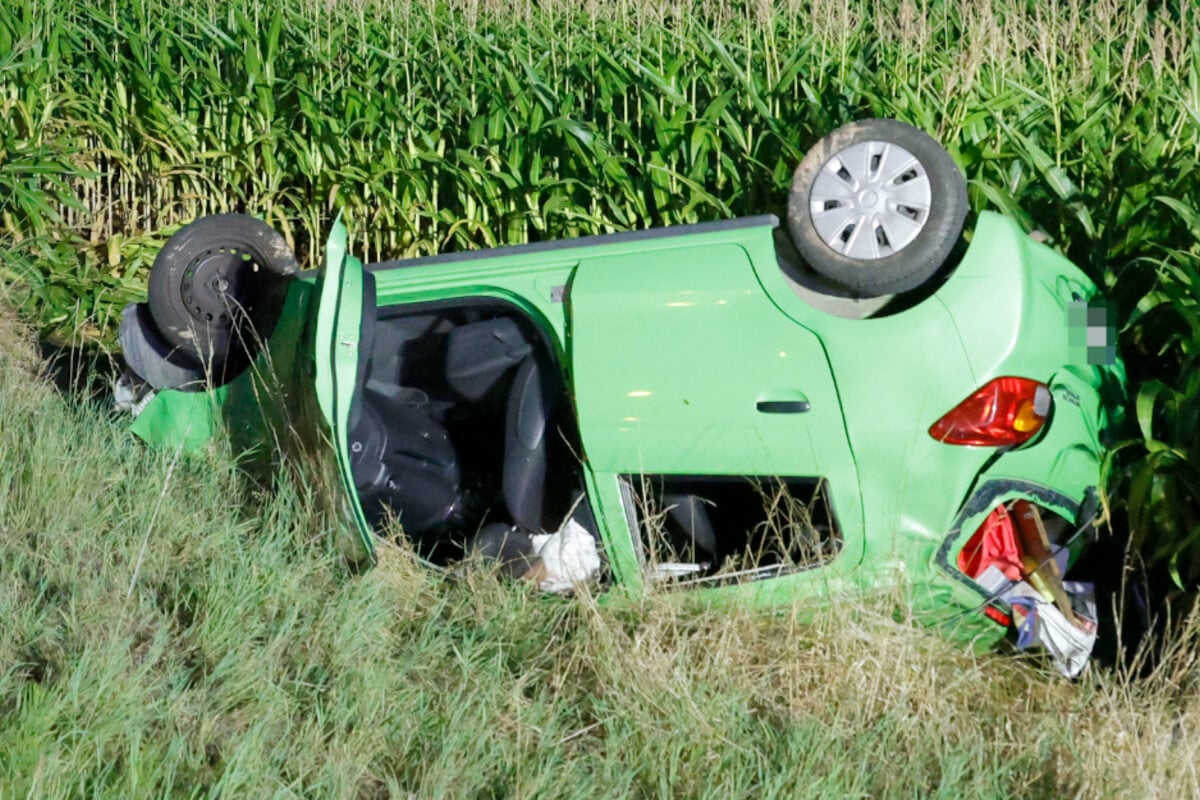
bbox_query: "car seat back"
[504,357,554,532]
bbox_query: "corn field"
[1,0,1198,593]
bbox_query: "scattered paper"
[973,562,1099,678]
[1009,582,1098,678]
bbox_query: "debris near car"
[957,500,1100,677]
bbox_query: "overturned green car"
[117,120,1126,675]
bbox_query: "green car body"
[129,210,1125,649]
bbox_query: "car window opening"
[957,499,1074,584]
[956,499,1099,669]
[347,298,592,567]
[626,475,842,586]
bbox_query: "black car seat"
[348,275,464,538]
[445,316,532,400]
[663,493,717,557]
[503,351,601,535]
[503,357,555,532]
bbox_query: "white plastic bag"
[530,518,600,593]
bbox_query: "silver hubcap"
[809,140,932,260]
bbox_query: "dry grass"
[2,0,1200,793]
[0,305,1197,796]
[1062,609,1200,797]
[0,304,40,381]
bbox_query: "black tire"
[118,302,208,392]
[786,119,968,296]
[147,213,298,369]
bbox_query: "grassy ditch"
[1,0,1199,788]
[2,304,1199,798]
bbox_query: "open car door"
[314,217,377,560]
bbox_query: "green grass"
[2,305,1199,798]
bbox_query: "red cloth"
[958,505,1024,581]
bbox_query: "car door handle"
[755,390,811,414]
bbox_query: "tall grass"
[1,307,1198,798]
[0,2,1197,583]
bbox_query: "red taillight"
[983,605,1013,627]
[928,377,1052,446]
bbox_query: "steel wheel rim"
[809,140,933,260]
[180,247,257,326]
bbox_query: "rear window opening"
[955,498,1100,676]
[956,499,1097,627]
[957,500,1074,586]
[347,298,591,566]
[623,475,842,586]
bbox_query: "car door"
[567,236,863,589]
[314,217,377,559]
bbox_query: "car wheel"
[118,302,208,392]
[147,213,299,368]
[786,118,968,296]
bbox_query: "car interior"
[344,286,593,565]
[626,474,842,584]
